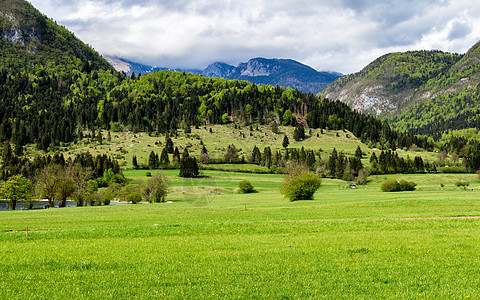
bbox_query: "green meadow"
[29,124,440,170]
[1,170,480,299]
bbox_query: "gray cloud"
[448,21,472,41]
[30,0,480,74]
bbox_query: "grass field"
[1,171,480,298]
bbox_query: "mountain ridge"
[104,56,342,94]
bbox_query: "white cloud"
[29,0,480,74]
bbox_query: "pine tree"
[179,156,199,178]
[355,146,363,159]
[252,145,261,165]
[293,123,305,141]
[263,146,272,168]
[282,135,290,149]
[148,151,159,169]
[182,148,190,160]
[173,147,181,162]
[165,132,174,154]
[160,147,170,166]
[132,155,138,169]
[328,148,338,177]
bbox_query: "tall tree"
[282,135,290,149]
[0,175,32,210]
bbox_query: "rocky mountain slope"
[202,58,342,94]
[321,42,480,137]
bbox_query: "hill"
[0,0,111,71]
[321,42,480,137]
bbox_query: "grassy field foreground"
[1,171,480,298]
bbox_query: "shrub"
[381,179,417,192]
[239,180,255,194]
[455,181,469,188]
[126,192,143,204]
[280,163,322,201]
[381,179,400,192]
[146,172,152,177]
[399,179,417,191]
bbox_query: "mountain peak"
[202,57,342,93]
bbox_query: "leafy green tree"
[144,174,168,203]
[56,166,77,207]
[0,175,32,210]
[280,162,321,201]
[222,113,229,124]
[282,110,293,126]
[35,164,62,208]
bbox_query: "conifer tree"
[160,147,170,166]
[293,123,305,141]
[282,135,290,149]
[165,132,174,154]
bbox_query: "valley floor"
[1,171,479,298]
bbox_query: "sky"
[29,0,480,74]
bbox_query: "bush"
[281,170,322,201]
[381,179,417,192]
[238,180,255,193]
[399,179,417,191]
[146,172,152,177]
[455,181,469,188]
[380,179,399,192]
[126,192,143,204]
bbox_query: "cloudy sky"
[29,0,480,74]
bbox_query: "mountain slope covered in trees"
[321,41,480,138]
[0,0,433,155]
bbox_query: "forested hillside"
[322,41,480,138]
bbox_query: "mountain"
[0,0,119,150]
[321,51,462,117]
[201,58,342,94]
[105,56,341,94]
[320,44,480,137]
[0,0,111,71]
[104,55,203,77]
[202,62,235,78]
[103,55,163,76]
